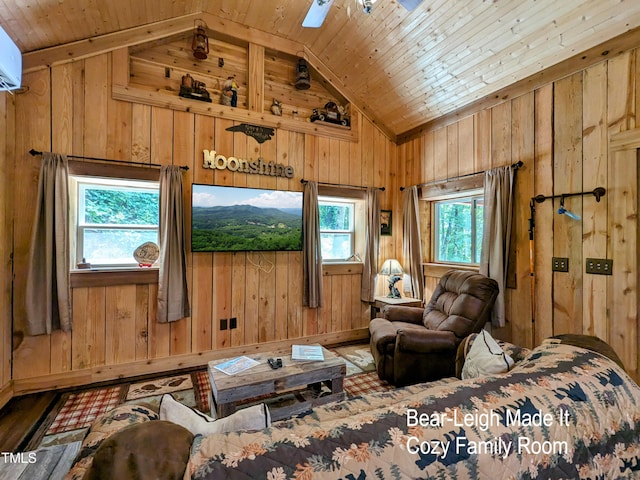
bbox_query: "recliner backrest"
[422,270,499,339]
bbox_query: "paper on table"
[291,345,324,361]
[213,356,260,375]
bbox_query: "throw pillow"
[159,394,271,436]
[83,420,193,480]
[461,329,514,380]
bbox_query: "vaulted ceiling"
[2,0,640,140]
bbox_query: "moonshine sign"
[202,150,294,179]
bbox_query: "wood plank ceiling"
[2,0,640,138]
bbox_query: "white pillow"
[461,330,514,380]
[159,394,271,436]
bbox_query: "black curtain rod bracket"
[300,178,385,191]
[29,149,189,171]
[400,160,523,191]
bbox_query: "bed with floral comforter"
[185,341,640,479]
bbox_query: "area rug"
[34,344,385,450]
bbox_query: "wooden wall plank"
[582,62,609,340]
[607,51,637,375]
[105,286,137,365]
[191,114,214,353]
[510,92,535,348]
[533,84,555,345]
[553,73,583,336]
[12,68,52,380]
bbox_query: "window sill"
[70,268,159,288]
[322,262,363,276]
[423,263,479,278]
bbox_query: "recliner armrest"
[396,329,457,353]
[382,305,424,324]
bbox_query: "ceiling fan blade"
[397,0,423,11]
[302,0,334,28]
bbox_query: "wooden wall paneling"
[73,287,107,369]
[0,91,14,392]
[248,43,265,113]
[349,112,363,187]
[170,110,194,355]
[317,136,330,184]
[50,63,74,374]
[474,110,492,172]
[433,128,447,181]
[423,131,435,184]
[533,84,555,345]
[83,55,109,158]
[134,285,150,360]
[608,148,637,377]
[287,132,305,338]
[12,69,53,380]
[256,135,277,343]
[274,130,290,341]
[105,285,137,365]
[607,51,637,375]
[71,61,85,156]
[131,104,152,164]
[510,92,535,349]
[581,61,609,340]
[338,138,350,185]
[213,118,234,350]
[553,73,584,336]
[446,123,459,179]
[360,118,374,188]
[106,53,132,161]
[231,123,249,347]
[148,106,173,358]
[191,114,214,353]
[458,116,474,176]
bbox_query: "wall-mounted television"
[191,184,303,252]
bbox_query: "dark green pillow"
[84,420,193,480]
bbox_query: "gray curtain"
[402,185,424,300]
[25,153,72,335]
[303,181,323,307]
[480,165,516,327]
[157,166,190,323]
[361,187,380,302]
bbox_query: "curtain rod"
[300,179,385,191]
[29,149,189,171]
[400,160,523,191]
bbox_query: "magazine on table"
[291,344,324,361]
[213,356,260,375]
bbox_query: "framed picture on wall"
[380,210,392,236]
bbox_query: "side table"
[370,295,422,319]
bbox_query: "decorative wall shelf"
[112,84,358,142]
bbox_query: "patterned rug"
[34,344,385,450]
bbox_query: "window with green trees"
[318,198,355,260]
[73,177,159,267]
[434,195,484,265]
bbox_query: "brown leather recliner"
[369,270,499,386]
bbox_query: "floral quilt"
[185,342,640,479]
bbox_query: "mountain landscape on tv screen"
[192,204,303,252]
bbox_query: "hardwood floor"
[0,392,59,452]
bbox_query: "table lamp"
[379,259,404,298]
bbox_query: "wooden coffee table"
[208,346,346,421]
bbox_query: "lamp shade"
[379,259,404,275]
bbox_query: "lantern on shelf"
[295,57,311,90]
[192,22,209,60]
